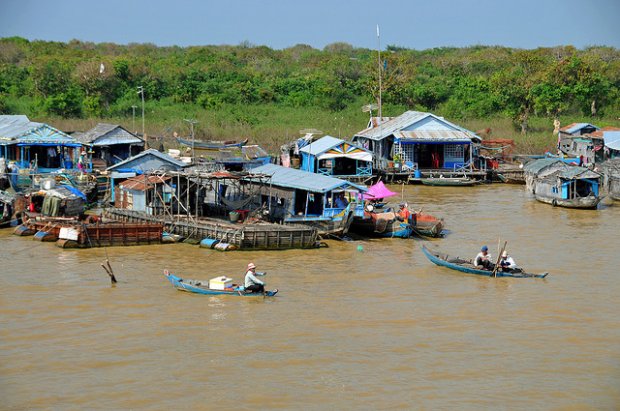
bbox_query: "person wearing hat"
[244,262,266,293]
[474,245,493,270]
[499,251,517,272]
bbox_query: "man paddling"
[244,262,266,294]
[474,245,493,270]
[499,251,518,273]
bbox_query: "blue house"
[242,163,366,236]
[523,158,602,209]
[0,115,85,172]
[299,135,372,178]
[73,123,144,168]
[352,111,481,172]
[106,149,186,203]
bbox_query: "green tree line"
[1,37,619,130]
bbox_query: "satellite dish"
[362,103,379,113]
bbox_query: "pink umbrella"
[362,181,398,200]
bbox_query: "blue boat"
[421,246,548,278]
[164,270,278,296]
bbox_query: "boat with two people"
[421,245,548,278]
[164,270,278,296]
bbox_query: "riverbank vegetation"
[1,37,619,152]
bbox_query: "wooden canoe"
[176,137,248,150]
[421,177,476,186]
[164,270,278,296]
[421,245,548,278]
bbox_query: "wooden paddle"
[492,241,508,277]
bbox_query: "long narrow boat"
[177,137,248,150]
[421,177,476,186]
[421,245,548,278]
[164,270,278,296]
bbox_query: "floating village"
[1,112,620,288]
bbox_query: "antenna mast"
[377,24,382,120]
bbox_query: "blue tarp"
[63,185,87,200]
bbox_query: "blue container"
[414,169,422,178]
[200,238,220,249]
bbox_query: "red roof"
[589,126,620,138]
[120,175,171,191]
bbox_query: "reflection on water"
[1,185,619,409]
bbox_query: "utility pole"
[184,118,198,164]
[137,86,145,139]
[131,105,138,132]
[377,24,382,119]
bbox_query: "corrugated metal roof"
[73,123,143,146]
[560,122,599,135]
[589,126,620,138]
[604,131,620,151]
[107,149,186,172]
[247,164,366,193]
[0,115,78,145]
[299,136,343,155]
[395,130,475,143]
[523,158,565,174]
[559,167,600,180]
[354,110,481,142]
[120,175,172,191]
[367,116,393,128]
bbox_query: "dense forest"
[1,37,619,151]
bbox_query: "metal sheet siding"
[249,164,364,193]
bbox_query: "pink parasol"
[362,181,398,200]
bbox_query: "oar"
[492,241,508,277]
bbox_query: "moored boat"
[164,270,278,296]
[412,212,444,238]
[421,245,548,278]
[421,177,476,186]
[177,137,248,150]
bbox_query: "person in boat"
[396,202,411,222]
[474,245,493,270]
[499,251,518,272]
[335,193,349,208]
[244,262,266,293]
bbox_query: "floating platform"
[20,216,163,248]
[105,208,320,250]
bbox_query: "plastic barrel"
[200,238,220,249]
[414,169,422,178]
[229,211,240,223]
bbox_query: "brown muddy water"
[1,185,619,410]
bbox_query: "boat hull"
[350,214,413,238]
[421,245,548,278]
[177,137,248,150]
[421,178,476,186]
[534,194,601,209]
[164,271,278,296]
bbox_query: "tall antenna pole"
[377,24,382,120]
[137,86,145,139]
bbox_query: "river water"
[1,184,619,410]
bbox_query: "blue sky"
[1,0,619,50]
